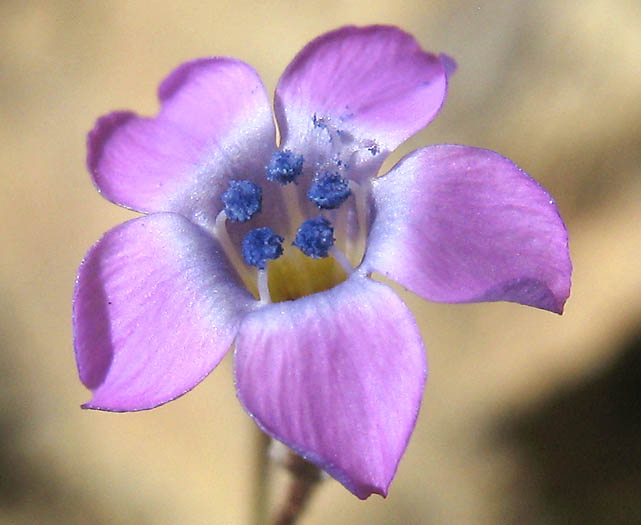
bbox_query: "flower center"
[215,149,367,303]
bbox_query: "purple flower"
[73,25,572,499]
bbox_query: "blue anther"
[266,150,304,185]
[307,172,351,210]
[221,180,262,222]
[293,216,335,258]
[242,227,284,270]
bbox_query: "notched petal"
[87,58,276,225]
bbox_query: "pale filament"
[257,268,272,304]
[348,179,369,259]
[214,210,255,292]
[281,183,306,235]
[330,245,353,275]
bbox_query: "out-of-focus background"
[1,1,640,523]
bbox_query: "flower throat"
[214,149,368,303]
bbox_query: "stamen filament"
[348,179,369,260]
[215,210,255,291]
[330,245,353,275]
[281,183,306,234]
[286,244,315,298]
[331,207,350,284]
[257,268,271,304]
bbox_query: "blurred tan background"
[2,1,640,523]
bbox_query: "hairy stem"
[252,430,271,525]
[271,452,322,525]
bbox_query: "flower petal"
[363,145,572,313]
[439,53,458,77]
[234,276,426,498]
[73,213,257,411]
[275,25,447,181]
[88,58,276,228]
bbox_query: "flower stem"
[252,429,271,525]
[271,452,322,525]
